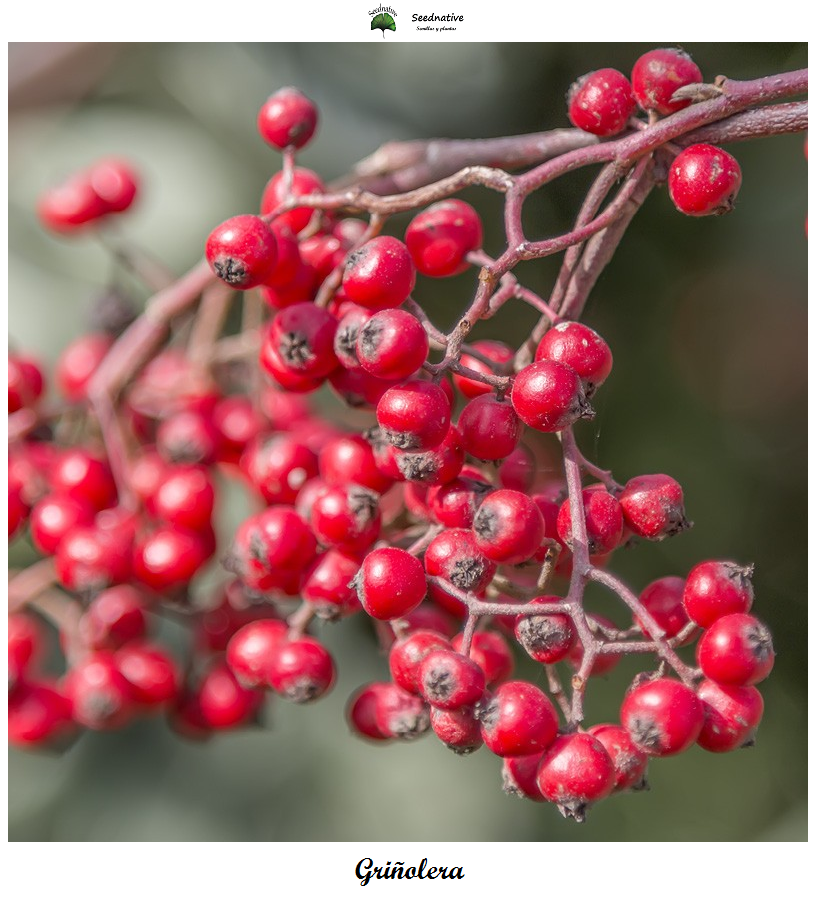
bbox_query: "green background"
[8,42,807,842]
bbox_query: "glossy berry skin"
[372,683,430,740]
[132,526,210,592]
[212,396,267,464]
[502,753,547,802]
[480,680,559,757]
[156,410,219,465]
[260,167,325,234]
[376,380,451,451]
[354,547,427,621]
[197,662,263,728]
[536,733,616,821]
[453,340,514,398]
[668,144,742,216]
[515,606,575,664]
[683,560,754,628]
[637,576,690,640]
[356,309,429,380]
[426,471,492,529]
[56,524,133,592]
[52,449,117,511]
[342,236,416,311]
[631,48,703,116]
[511,360,594,432]
[557,487,623,555]
[588,724,649,792]
[88,159,139,213]
[63,652,134,731]
[310,484,381,553]
[389,630,453,695]
[696,613,775,686]
[79,585,149,649]
[229,507,316,589]
[8,354,45,412]
[226,619,289,688]
[567,68,635,137]
[266,302,339,380]
[621,678,704,756]
[453,631,514,686]
[9,682,74,747]
[318,435,392,495]
[535,321,613,396]
[333,304,369,368]
[206,214,279,288]
[394,424,464,486]
[302,550,362,619]
[347,682,393,741]
[266,637,336,703]
[419,649,485,711]
[56,333,113,401]
[458,395,522,462]
[430,706,483,755]
[115,642,180,706]
[696,680,764,752]
[404,199,483,277]
[618,473,688,540]
[242,435,319,506]
[148,464,215,531]
[424,528,497,616]
[29,494,95,556]
[473,489,545,564]
[8,613,43,687]
[257,87,318,150]
[37,172,107,232]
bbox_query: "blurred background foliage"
[8,42,807,842]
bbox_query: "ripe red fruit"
[567,68,635,137]
[115,642,180,706]
[535,321,613,396]
[567,612,623,676]
[318,435,393,495]
[621,677,704,756]
[389,630,453,694]
[197,662,263,728]
[479,680,559,757]
[226,619,289,688]
[426,470,492,529]
[618,473,689,540]
[78,585,149,649]
[372,682,430,740]
[588,724,649,792]
[502,753,546,802]
[8,612,43,687]
[257,87,318,150]
[376,379,451,451]
[347,682,393,741]
[536,733,616,821]
[266,302,339,380]
[156,410,220,465]
[393,424,464,486]
[696,680,764,752]
[229,506,316,590]
[9,682,74,747]
[696,613,775,686]
[424,528,497,615]
[37,172,107,232]
[29,494,95,555]
[637,576,690,640]
[668,144,742,216]
[87,158,139,213]
[453,631,514,686]
[260,167,325,233]
[683,560,754,628]
[148,464,215,531]
[404,199,483,277]
[242,435,319,506]
[453,340,514,398]
[430,706,483,755]
[302,549,363,620]
[557,486,623,555]
[266,637,336,703]
[56,523,133,593]
[8,353,45,412]
[515,605,575,664]
[419,649,485,710]
[356,309,429,380]
[631,48,703,116]
[473,489,545,564]
[310,484,381,553]
[55,333,113,401]
[132,526,211,592]
[354,547,427,621]
[511,359,594,432]
[342,236,416,311]
[64,652,135,730]
[458,395,522,462]
[52,449,117,511]
[206,214,279,288]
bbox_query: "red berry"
[64,652,135,730]
[333,304,369,369]
[498,443,537,493]
[696,680,764,752]
[631,48,703,116]
[473,489,544,564]
[206,214,278,288]
[389,630,453,695]
[260,167,325,234]
[29,493,95,555]
[266,637,336,703]
[419,649,485,710]
[621,677,704,756]
[342,236,416,311]
[226,619,289,688]
[132,526,210,592]
[502,753,546,802]
[327,366,392,409]
[8,612,43,687]
[430,705,483,755]
[318,435,393,495]
[8,353,45,412]
[458,395,522,462]
[426,471,492,529]
[511,359,594,432]
[536,733,616,821]
[302,550,363,620]
[372,682,430,740]
[257,87,318,150]
[356,309,429,380]
[354,547,427,621]
[479,680,559,757]
[637,576,690,640]
[156,410,219,465]
[557,486,623,555]
[229,506,316,590]
[115,642,179,706]
[242,435,319,506]
[393,424,465,486]
[376,379,451,451]
[618,473,689,540]
[515,605,574,664]
[87,158,139,213]
[56,523,133,593]
[52,449,117,511]
[310,483,381,553]
[79,585,149,649]
[55,333,113,401]
[669,143,742,216]
[149,464,215,531]
[347,682,393,741]
[453,631,514,686]
[424,528,497,615]
[454,340,514,399]
[197,661,263,728]
[588,724,649,792]
[683,560,754,628]
[697,613,775,686]
[265,302,339,380]
[212,395,267,464]
[535,321,613,396]
[9,681,74,747]
[404,199,482,277]
[567,68,635,137]
[37,172,107,232]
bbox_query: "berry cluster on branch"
[8,49,806,822]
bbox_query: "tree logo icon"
[369,5,397,36]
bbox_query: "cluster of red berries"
[567,47,743,216]
[9,73,778,823]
